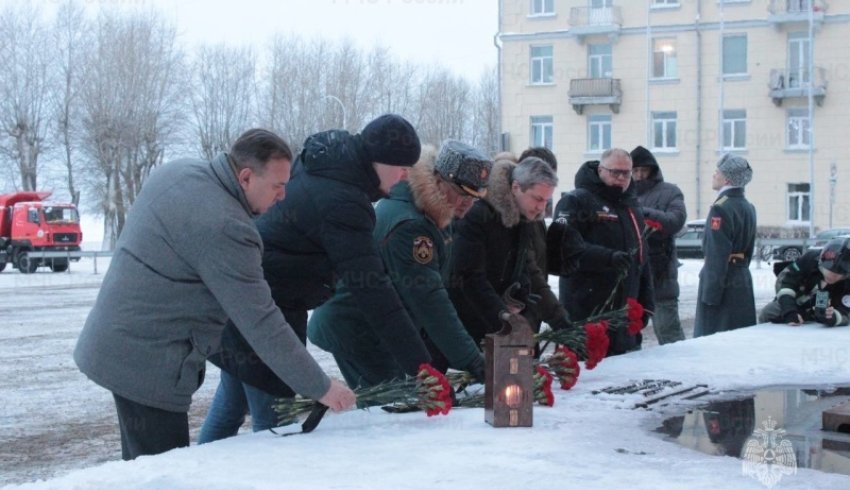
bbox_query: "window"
[588,114,612,152]
[788,33,810,88]
[652,38,677,79]
[786,0,811,13]
[589,0,614,24]
[652,112,677,150]
[722,109,746,150]
[652,0,679,6]
[722,34,747,76]
[530,45,553,84]
[531,116,553,149]
[787,183,811,223]
[588,44,612,78]
[530,0,554,16]
[787,108,811,149]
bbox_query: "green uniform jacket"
[309,167,481,383]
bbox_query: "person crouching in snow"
[759,237,850,327]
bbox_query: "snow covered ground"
[2,258,848,489]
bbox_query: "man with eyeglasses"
[547,148,654,356]
[308,140,492,388]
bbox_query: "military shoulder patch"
[413,236,434,264]
[711,216,722,230]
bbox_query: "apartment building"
[497,0,850,229]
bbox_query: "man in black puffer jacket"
[547,148,655,356]
[630,146,687,344]
[202,115,432,442]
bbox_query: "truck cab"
[0,192,83,273]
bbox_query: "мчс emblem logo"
[413,236,434,265]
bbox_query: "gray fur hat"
[717,153,753,187]
[434,140,493,198]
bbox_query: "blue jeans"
[198,370,279,444]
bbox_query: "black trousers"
[113,393,189,460]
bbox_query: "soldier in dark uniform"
[758,237,850,327]
[694,154,757,337]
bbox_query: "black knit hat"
[630,145,658,168]
[360,114,421,166]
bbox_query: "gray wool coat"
[74,154,330,412]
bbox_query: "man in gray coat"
[630,146,687,344]
[74,129,355,460]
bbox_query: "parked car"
[770,242,806,262]
[807,228,850,252]
[675,228,704,259]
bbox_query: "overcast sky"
[17,0,498,80]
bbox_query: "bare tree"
[471,65,500,155]
[413,66,472,147]
[190,44,256,160]
[78,10,186,248]
[53,0,88,206]
[0,3,55,191]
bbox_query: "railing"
[568,78,622,114]
[768,67,827,105]
[568,6,623,28]
[768,0,828,16]
[569,78,621,98]
[24,250,114,274]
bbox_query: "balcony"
[569,78,622,114]
[767,0,826,28]
[568,6,622,43]
[768,67,827,106]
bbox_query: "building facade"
[498,0,850,230]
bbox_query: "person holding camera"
[759,237,850,327]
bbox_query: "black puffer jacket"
[256,129,430,375]
[547,160,655,355]
[633,161,687,301]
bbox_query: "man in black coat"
[547,148,655,356]
[694,154,757,337]
[630,146,687,344]
[448,156,571,346]
[202,115,432,442]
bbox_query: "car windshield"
[43,206,80,223]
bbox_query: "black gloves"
[814,308,839,327]
[466,354,486,384]
[780,309,802,324]
[549,315,572,332]
[610,251,632,271]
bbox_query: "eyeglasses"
[441,175,487,200]
[599,166,632,179]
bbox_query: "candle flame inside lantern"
[504,384,523,408]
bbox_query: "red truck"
[0,191,83,273]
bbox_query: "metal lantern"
[484,310,535,427]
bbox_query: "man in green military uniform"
[694,154,757,337]
[308,141,492,388]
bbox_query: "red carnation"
[533,366,555,406]
[545,346,581,390]
[583,321,610,370]
[626,297,645,335]
[645,219,663,232]
[417,363,453,416]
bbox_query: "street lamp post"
[322,94,347,130]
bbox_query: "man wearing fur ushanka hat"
[694,153,757,337]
